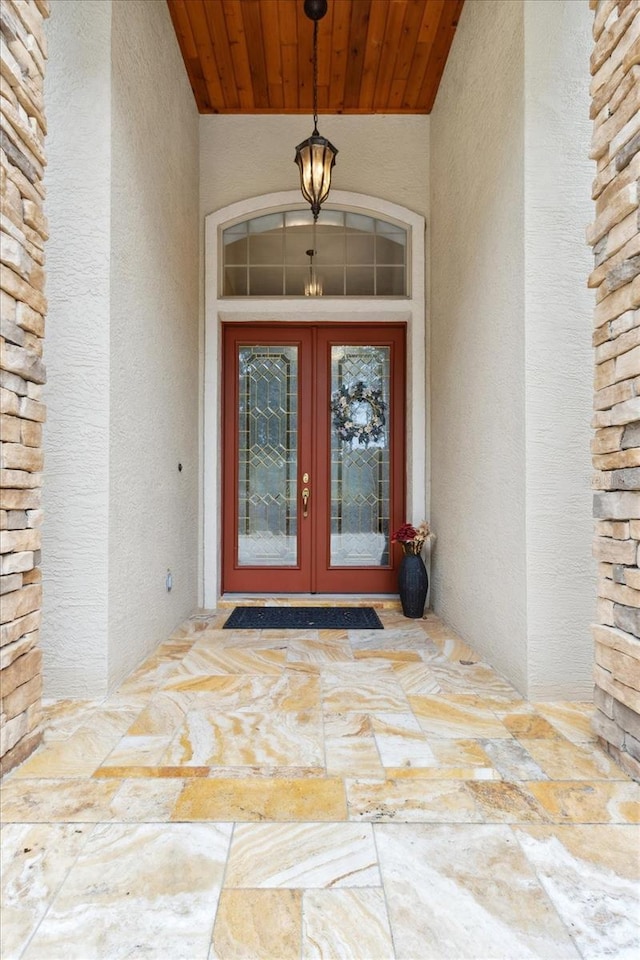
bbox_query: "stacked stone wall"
[589,0,640,780]
[0,0,48,775]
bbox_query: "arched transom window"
[222,209,408,298]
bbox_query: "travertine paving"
[1,606,639,959]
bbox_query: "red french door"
[222,323,406,594]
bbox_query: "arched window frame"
[220,207,410,299]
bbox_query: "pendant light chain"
[312,19,319,134]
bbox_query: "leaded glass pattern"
[237,346,298,566]
[223,210,407,297]
[330,346,391,567]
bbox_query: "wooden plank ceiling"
[166,0,464,115]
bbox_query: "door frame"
[203,190,427,606]
[222,322,406,595]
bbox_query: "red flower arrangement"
[391,521,432,556]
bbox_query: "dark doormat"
[222,606,384,630]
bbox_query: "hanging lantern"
[294,0,337,221]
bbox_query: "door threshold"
[218,594,401,610]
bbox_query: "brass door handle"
[302,487,310,517]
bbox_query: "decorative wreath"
[330,380,386,446]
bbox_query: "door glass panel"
[237,346,298,566]
[330,345,391,566]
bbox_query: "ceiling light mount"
[303,0,328,19]
[294,0,337,221]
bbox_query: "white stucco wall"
[524,0,594,698]
[108,0,200,689]
[43,0,199,696]
[43,0,112,697]
[430,0,528,692]
[431,0,594,699]
[200,114,429,220]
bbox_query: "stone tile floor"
[1,605,639,959]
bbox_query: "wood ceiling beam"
[420,0,464,112]
[165,0,465,115]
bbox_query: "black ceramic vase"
[398,553,428,618]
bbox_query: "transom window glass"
[222,209,408,297]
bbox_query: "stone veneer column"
[588,0,640,780]
[0,0,48,775]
